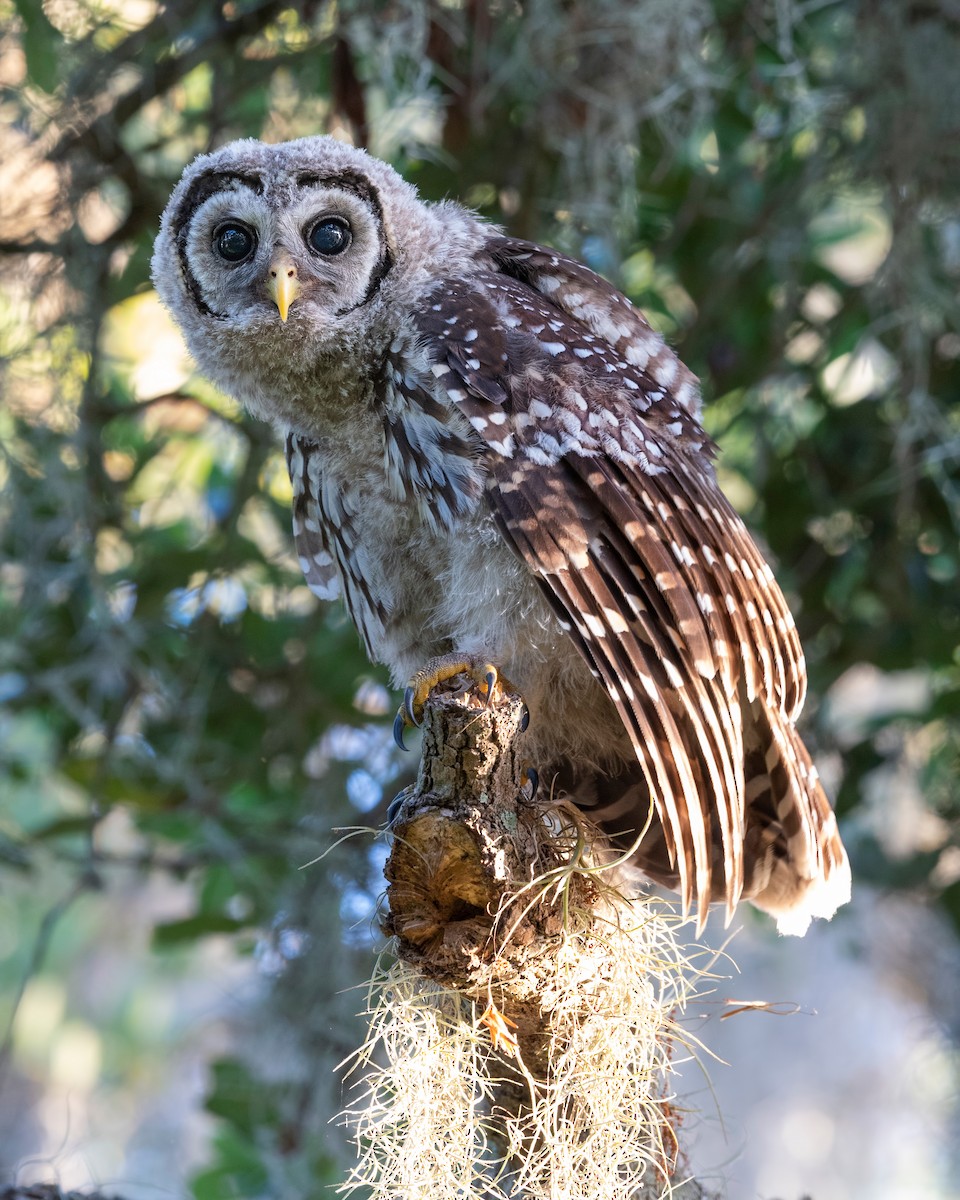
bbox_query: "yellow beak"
[266,253,302,322]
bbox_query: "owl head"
[151,136,485,425]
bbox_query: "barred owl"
[152,136,850,934]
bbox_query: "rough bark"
[383,674,599,1074]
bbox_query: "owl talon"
[394,655,524,746]
[386,786,412,826]
[393,684,426,750]
[393,710,410,752]
[402,685,421,728]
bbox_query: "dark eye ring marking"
[172,171,263,318]
[307,216,352,256]
[213,221,257,263]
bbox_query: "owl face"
[177,172,391,328]
[152,136,481,424]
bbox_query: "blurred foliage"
[0,0,958,1193]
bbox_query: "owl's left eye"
[214,223,257,262]
[307,216,352,256]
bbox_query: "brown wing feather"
[409,252,847,929]
[490,452,748,923]
[574,459,747,899]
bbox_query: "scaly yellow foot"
[392,654,528,750]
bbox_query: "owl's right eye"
[213,223,257,263]
[307,216,352,256]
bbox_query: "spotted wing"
[410,266,843,928]
[487,236,703,418]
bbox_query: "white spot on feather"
[663,661,684,688]
[601,605,630,633]
[582,613,606,638]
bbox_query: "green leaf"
[13,0,62,93]
[27,814,97,841]
[191,1128,269,1200]
[204,1057,279,1136]
[153,913,248,947]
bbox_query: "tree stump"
[342,672,711,1200]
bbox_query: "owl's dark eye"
[308,216,352,256]
[214,223,256,262]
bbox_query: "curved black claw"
[386,788,410,826]
[393,711,409,752]
[394,685,425,751]
[519,702,530,733]
[484,669,497,708]
[523,766,539,801]
[403,685,421,727]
